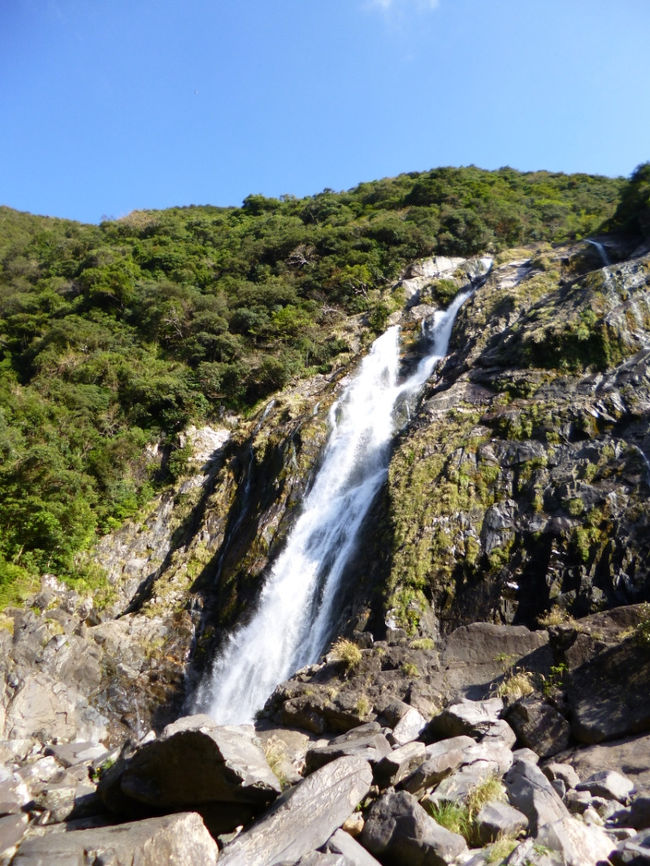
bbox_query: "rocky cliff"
[1,231,649,864]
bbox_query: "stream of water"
[193,291,471,723]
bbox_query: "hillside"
[0,166,624,601]
[1,163,650,865]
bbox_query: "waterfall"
[586,239,610,267]
[192,290,471,724]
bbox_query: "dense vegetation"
[0,165,627,594]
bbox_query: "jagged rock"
[565,789,592,814]
[476,800,529,843]
[558,732,650,795]
[218,756,372,866]
[0,773,30,815]
[542,762,581,790]
[504,758,614,865]
[373,741,427,787]
[512,747,540,764]
[504,698,571,758]
[292,853,347,866]
[391,706,427,746]
[568,639,650,744]
[576,770,636,804]
[360,789,467,866]
[400,735,475,796]
[610,828,650,866]
[99,714,280,832]
[325,829,383,865]
[429,697,504,739]
[11,811,218,865]
[482,718,517,749]
[0,813,28,861]
[305,723,392,773]
[611,798,650,831]
[44,741,107,769]
[504,758,571,835]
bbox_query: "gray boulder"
[219,755,373,866]
[576,770,636,804]
[325,829,383,865]
[476,800,528,844]
[568,641,650,744]
[99,714,281,832]
[0,813,28,862]
[360,789,467,866]
[505,759,614,865]
[305,723,392,773]
[373,740,426,787]
[611,828,650,866]
[400,735,475,796]
[430,698,504,740]
[11,811,218,865]
[504,698,570,758]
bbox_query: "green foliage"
[0,167,628,597]
[609,162,650,240]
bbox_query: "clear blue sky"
[2,0,648,224]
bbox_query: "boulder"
[567,641,650,744]
[541,762,580,790]
[505,758,614,866]
[305,723,392,773]
[429,698,504,740]
[610,828,650,866]
[360,789,467,866]
[219,756,373,866]
[99,714,281,832]
[0,773,30,815]
[504,698,570,758]
[576,770,636,804]
[11,811,218,865]
[325,828,383,865]
[373,741,426,788]
[558,732,650,795]
[476,800,528,844]
[0,813,28,861]
[400,735,475,796]
[388,705,427,746]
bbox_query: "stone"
[102,715,280,822]
[611,828,650,866]
[504,698,570,758]
[0,774,30,815]
[558,732,650,795]
[0,813,28,859]
[504,758,614,865]
[430,698,504,740]
[400,735,475,796]
[11,811,218,865]
[476,800,528,844]
[542,762,581,790]
[576,770,636,804]
[567,641,650,744]
[504,758,568,836]
[373,740,426,788]
[325,828,383,865]
[44,741,108,769]
[390,706,427,746]
[219,756,373,866]
[565,789,592,814]
[305,723,392,773]
[360,789,467,866]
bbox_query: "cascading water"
[586,238,610,267]
[193,290,471,724]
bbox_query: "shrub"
[330,637,362,672]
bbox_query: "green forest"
[1,162,647,600]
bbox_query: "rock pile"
[2,677,650,864]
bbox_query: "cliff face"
[0,235,648,744]
[381,239,650,636]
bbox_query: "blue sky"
[2,0,649,224]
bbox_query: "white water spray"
[193,290,471,724]
[586,239,610,267]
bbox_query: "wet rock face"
[382,245,650,634]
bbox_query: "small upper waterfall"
[193,290,471,724]
[586,238,610,267]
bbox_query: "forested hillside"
[0,165,632,597]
